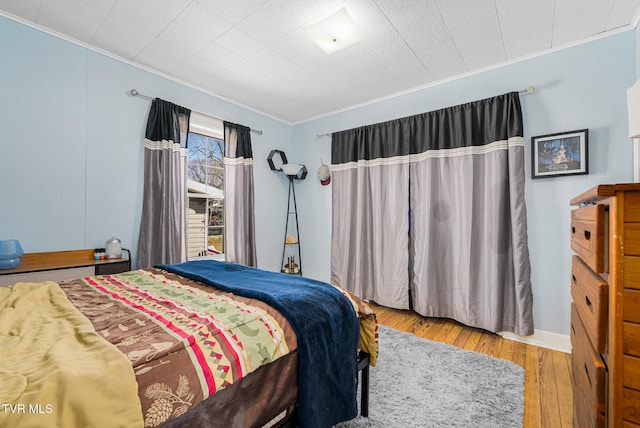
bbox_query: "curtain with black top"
[409,93,533,336]
[223,121,257,267]
[331,92,533,336]
[331,120,411,310]
[137,98,191,268]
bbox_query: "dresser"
[570,183,640,427]
[0,248,131,287]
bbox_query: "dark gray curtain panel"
[331,92,533,336]
[331,120,411,310]
[223,121,257,267]
[137,99,191,268]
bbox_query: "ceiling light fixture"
[303,8,364,55]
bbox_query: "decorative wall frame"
[531,129,589,179]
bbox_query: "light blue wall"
[0,16,292,270]
[292,30,636,335]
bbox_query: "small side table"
[0,248,131,287]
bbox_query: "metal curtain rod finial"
[129,88,154,101]
[128,89,263,135]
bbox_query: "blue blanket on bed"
[156,260,359,428]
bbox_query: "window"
[187,112,225,260]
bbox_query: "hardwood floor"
[371,303,573,428]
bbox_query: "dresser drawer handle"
[585,295,593,313]
[584,230,591,240]
[572,226,576,234]
[572,274,577,284]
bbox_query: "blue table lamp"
[0,240,24,269]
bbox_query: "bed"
[0,260,377,428]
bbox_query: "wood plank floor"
[371,303,573,428]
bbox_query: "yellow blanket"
[0,281,143,428]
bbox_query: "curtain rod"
[315,85,535,139]
[129,89,263,135]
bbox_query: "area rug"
[335,325,524,427]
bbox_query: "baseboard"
[499,329,571,354]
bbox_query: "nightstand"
[0,248,131,287]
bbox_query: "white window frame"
[187,112,225,261]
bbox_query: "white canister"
[105,237,122,259]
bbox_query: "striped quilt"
[61,268,297,427]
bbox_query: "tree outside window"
[187,132,224,255]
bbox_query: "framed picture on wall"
[531,129,589,179]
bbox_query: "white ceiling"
[1,0,640,124]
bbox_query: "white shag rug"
[335,324,525,428]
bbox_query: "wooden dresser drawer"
[571,304,606,419]
[571,205,606,273]
[571,256,608,353]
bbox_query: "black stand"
[280,175,302,275]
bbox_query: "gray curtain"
[330,121,411,310]
[409,93,533,336]
[331,93,534,336]
[137,99,191,268]
[223,121,257,267]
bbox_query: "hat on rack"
[317,163,331,186]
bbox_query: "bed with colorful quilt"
[0,260,378,428]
